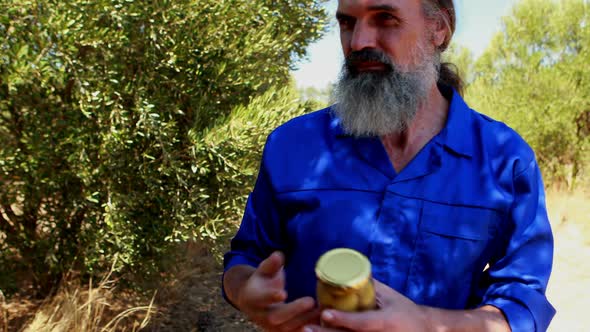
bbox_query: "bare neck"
[380,85,449,173]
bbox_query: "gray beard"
[331,50,439,137]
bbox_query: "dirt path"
[142,243,258,332]
[145,268,257,332]
[544,190,590,331]
[546,221,590,332]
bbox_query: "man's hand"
[304,279,427,332]
[226,252,321,332]
[304,279,511,332]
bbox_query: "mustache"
[345,49,394,73]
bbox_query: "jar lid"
[315,248,371,289]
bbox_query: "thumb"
[256,251,285,278]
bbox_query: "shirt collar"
[329,85,474,158]
[437,86,474,158]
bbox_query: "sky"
[291,0,519,89]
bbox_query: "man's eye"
[376,12,399,25]
[338,17,355,29]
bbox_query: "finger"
[267,296,315,326]
[277,307,322,331]
[248,287,288,309]
[257,251,285,277]
[321,309,384,331]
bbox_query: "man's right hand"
[225,252,321,332]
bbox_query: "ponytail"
[438,62,464,96]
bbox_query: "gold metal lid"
[315,248,371,289]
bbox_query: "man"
[222,0,556,331]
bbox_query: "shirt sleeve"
[221,144,285,304]
[480,159,556,332]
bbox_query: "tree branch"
[0,204,17,235]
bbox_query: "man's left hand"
[304,279,428,332]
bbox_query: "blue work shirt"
[223,87,555,332]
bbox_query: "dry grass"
[4,242,254,332]
[19,261,156,332]
[1,289,8,332]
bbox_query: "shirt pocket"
[407,202,498,309]
[420,204,491,241]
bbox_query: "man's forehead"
[337,0,421,14]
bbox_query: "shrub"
[0,0,327,294]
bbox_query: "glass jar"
[315,248,376,312]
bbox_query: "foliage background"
[465,0,589,187]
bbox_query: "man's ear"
[430,10,451,49]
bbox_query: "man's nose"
[350,21,378,51]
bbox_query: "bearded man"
[222,1,555,331]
